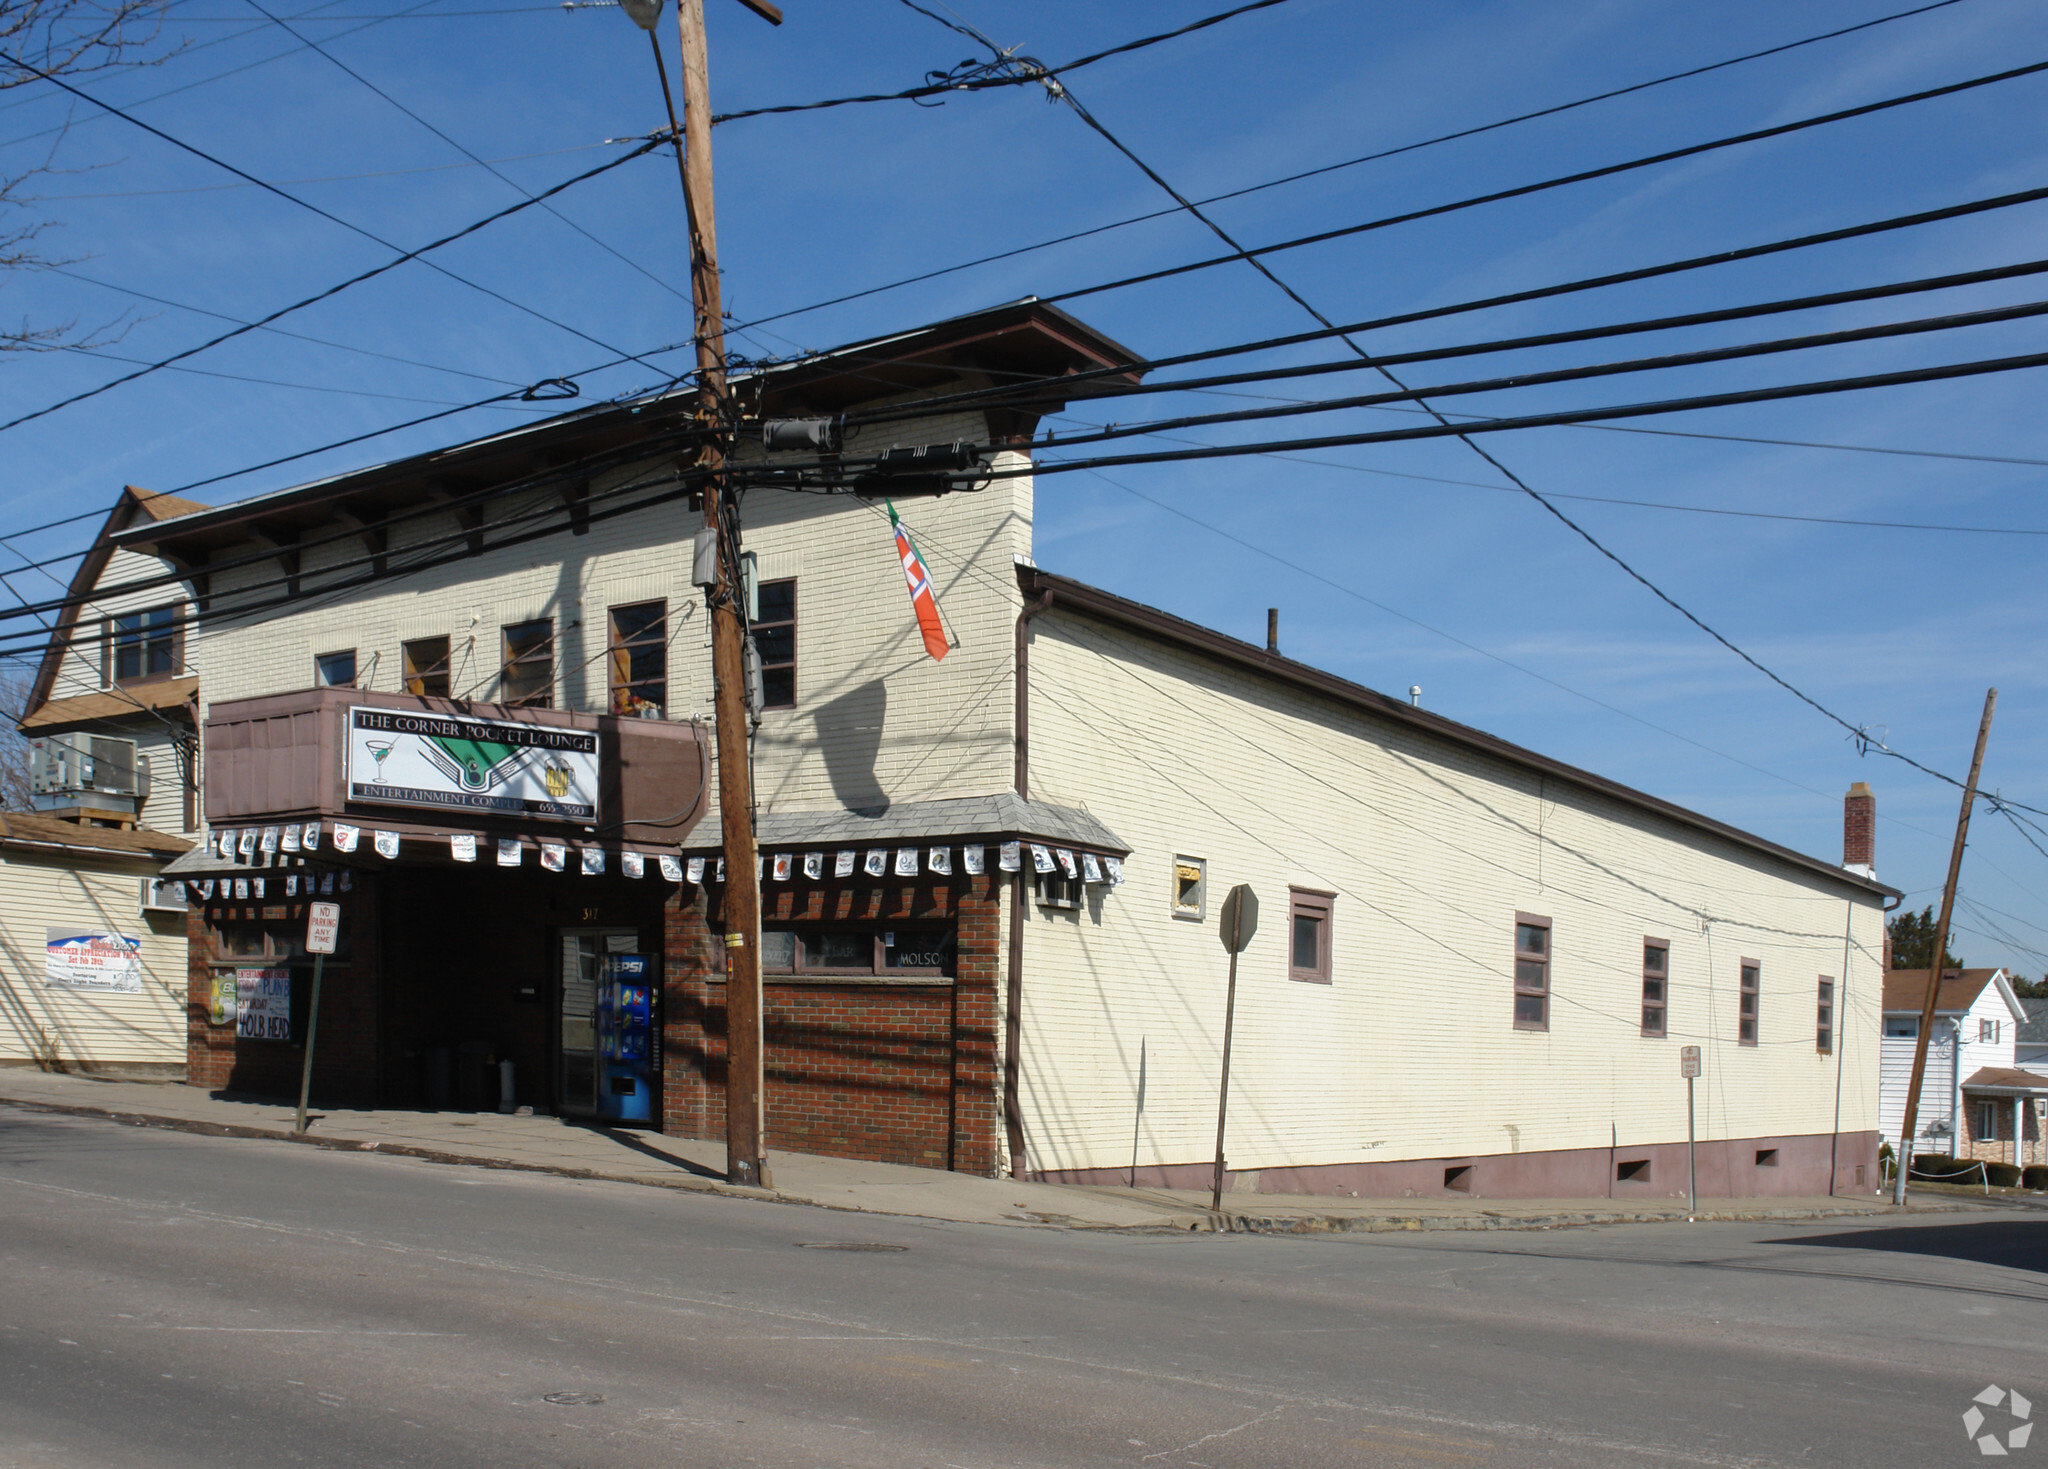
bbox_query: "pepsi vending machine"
[596,953,656,1124]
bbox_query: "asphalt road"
[1,1104,2041,1469]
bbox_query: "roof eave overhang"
[1020,566,1899,903]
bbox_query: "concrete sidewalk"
[0,1068,1945,1234]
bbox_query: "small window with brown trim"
[1642,938,1668,1038]
[107,604,180,686]
[402,636,451,698]
[1514,914,1550,1031]
[315,649,357,688]
[1288,888,1333,983]
[501,619,554,708]
[1738,959,1760,1046]
[1816,977,1835,1054]
[608,600,667,717]
[753,579,796,709]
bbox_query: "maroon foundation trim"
[1038,1130,1882,1200]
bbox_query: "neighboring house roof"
[0,811,192,862]
[1960,1066,2048,1096]
[19,675,200,733]
[1021,567,1895,902]
[2020,998,2048,1046]
[19,486,211,730]
[1883,968,2004,1015]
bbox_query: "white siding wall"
[0,851,185,1066]
[1019,610,1885,1175]
[190,418,1031,828]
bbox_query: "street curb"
[1,1094,1971,1236]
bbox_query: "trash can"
[455,1041,497,1112]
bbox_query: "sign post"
[295,901,341,1135]
[1210,885,1258,1214]
[1680,1045,1702,1218]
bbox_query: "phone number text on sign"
[235,968,291,1041]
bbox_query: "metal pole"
[1829,899,1852,1197]
[294,951,325,1135]
[1895,688,1996,1205]
[1209,944,1240,1214]
[1686,1075,1696,1219]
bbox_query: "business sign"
[346,706,598,822]
[236,968,292,1041]
[306,901,341,956]
[45,929,144,993]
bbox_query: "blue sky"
[4,0,2046,974]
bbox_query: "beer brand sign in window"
[346,706,598,822]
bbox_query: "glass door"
[558,929,636,1117]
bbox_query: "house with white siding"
[56,298,1893,1197]
[2,489,200,1074]
[1881,967,2040,1168]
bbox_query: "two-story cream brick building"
[62,298,1891,1198]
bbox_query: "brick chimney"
[1844,781,1875,876]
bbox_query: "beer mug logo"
[544,762,571,799]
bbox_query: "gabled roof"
[0,811,191,862]
[19,487,211,731]
[1021,567,1896,902]
[2021,998,2048,1046]
[1882,968,2004,1015]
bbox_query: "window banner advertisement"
[45,929,144,993]
[208,972,236,1027]
[346,705,598,822]
[235,968,292,1041]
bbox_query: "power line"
[706,0,1297,124]
[0,56,670,435]
[242,0,698,308]
[1037,57,2048,309]
[29,137,627,199]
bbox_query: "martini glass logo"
[1965,1385,2033,1456]
[363,739,394,783]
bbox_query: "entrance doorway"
[557,928,640,1119]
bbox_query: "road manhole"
[794,1242,908,1252]
[543,1391,604,1406]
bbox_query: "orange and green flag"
[888,500,949,662]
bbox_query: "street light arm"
[732,0,782,23]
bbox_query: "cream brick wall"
[1017,609,1885,1176]
[0,850,185,1066]
[184,412,1033,828]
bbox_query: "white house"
[1881,967,2040,1167]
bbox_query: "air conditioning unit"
[141,876,187,913]
[30,733,151,801]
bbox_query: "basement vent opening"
[1615,1159,1651,1184]
[1443,1165,1473,1193]
[1855,1164,1867,1185]
[1755,1148,1779,1168]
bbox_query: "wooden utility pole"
[669,0,779,1188]
[1893,687,1996,1205]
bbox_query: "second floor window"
[1817,977,1835,1054]
[315,650,357,688]
[754,578,796,709]
[1980,1018,2001,1044]
[608,601,666,717]
[501,619,554,708]
[1738,960,1760,1045]
[403,636,451,698]
[109,605,177,685]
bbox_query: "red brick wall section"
[661,870,1005,1175]
[183,879,381,1107]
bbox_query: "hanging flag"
[887,500,950,662]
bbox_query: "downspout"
[1006,586,1054,1178]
